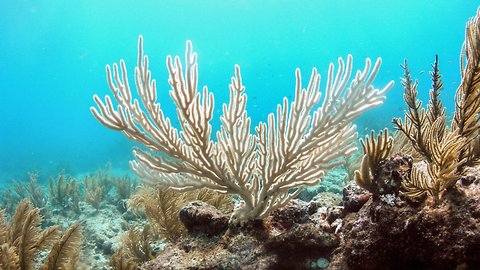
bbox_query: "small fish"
[419,70,425,75]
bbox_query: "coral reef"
[140,198,341,270]
[0,6,475,270]
[337,155,480,269]
[392,9,480,204]
[91,36,393,222]
[334,9,480,269]
[0,165,145,269]
[137,7,480,270]
[393,57,467,204]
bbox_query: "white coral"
[91,36,394,222]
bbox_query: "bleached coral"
[91,36,393,222]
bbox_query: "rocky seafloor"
[3,155,480,269]
[140,154,480,270]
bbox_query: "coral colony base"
[1,7,480,270]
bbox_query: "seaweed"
[392,57,445,163]
[453,8,480,170]
[128,185,233,242]
[426,55,446,131]
[114,226,154,266]
[40,223,83,270]
[127,186,186,242]
[394,57,468,203]
[394,9,480,203]
[0,200,82,270]
[110,247,137,270]
[83,175,108,210]
[82,164,137,210]
[48,172,80,214]
[112,175,136,202]
[401,124,466,203]
[12,172,47,209]
[354,129,393,192]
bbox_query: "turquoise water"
[0,0,478,183]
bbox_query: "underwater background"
[0,0,479,185]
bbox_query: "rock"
[142,199,340,269]
[141,161,480,269]
[265,223,339,258]
[460,166,480,186]
[122,209,141,222]
[342,154,412,214]
[141,222,274,270]
[340,171,480,269]
[373,153,412,196]
[326,207,343,225]
[311,192,343,208]
[269,199,315,230]
[342,182,370,214]
[179,200,229,237]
